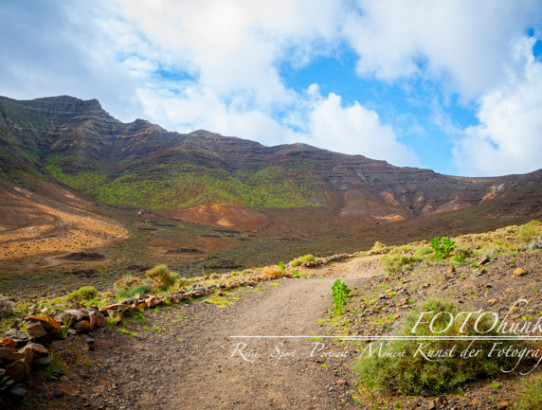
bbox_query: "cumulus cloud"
[453,38,542,176]
[0,0,142,121]
[294,85,419,166]
[343,0,542,99]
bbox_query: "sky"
[1,1,542,177]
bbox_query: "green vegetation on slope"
[46,157,320,210]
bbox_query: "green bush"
[290,254,314,267]
[380,254,421,274]
[431,237,455,259]
[68,286,98,302]
[332,279,351,315]
[356,298,519,395]
[146,264,177,291]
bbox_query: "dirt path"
[29,256,381,410]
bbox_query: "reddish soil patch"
[165,204,269,232]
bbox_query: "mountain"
[2,95,541,228]
[0,95,541,269]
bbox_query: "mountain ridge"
[1,95,541,232]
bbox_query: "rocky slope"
[2,95,541,233]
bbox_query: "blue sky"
[1,1,542,177]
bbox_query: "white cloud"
[343,0,542,99]
[0,0,143,121]
[296,85,419,166]
[453,38,542,176]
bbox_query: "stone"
[19,343,50,367]
[9,385,27,399]
[73,320,91,334]
[25,321,51,343]
[488,299,497,306]
[0,346,24,362]
[513,268,527,277]
[25,315,61,331]
[5,359,26,382]
[478,255,490,265]
[497,401,508,410]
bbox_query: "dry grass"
[260,265,284,278]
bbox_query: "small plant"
[332,279,351,315]
[380,254,421,274]
[261,265,284,278]
[67,286,98,302]
[209,273,219,280]
[277,261,286,272]
[146,264,177,291]
[116,283,152,299]
[431,237,455,259]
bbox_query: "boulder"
[25,321,51,343]
[18,343,50,367]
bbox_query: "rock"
[472,269,483,277]
[19,343,50,367]
[55,311,78,325]
[88,309,107,329]
[5,359,26,382]
[73,320,91,334]
[478,255,490,265]
[8,385,27,399]
[25,315,61,332]
[497,401,508,410]
[427,400,436,410]
[488,299,497,306]
[336,379,347,386]
[25,321,51,343]
[0,346,24,361]
[445,265,456,279]
[513,268,527,277]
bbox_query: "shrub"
[209,273,219,280]
[369,241,389,255]
[260,265,284,278]
[517,375,542,409]
[431,237,455,259]
[519,221,540,242]
[0,294,14,318]
[114,275,144,290]
[117,283,151,299]
[290,254,314,267]
[452,247,474,260]
[356,298,519,395]
[413,246,434,260]
[146,264,177,291]
[68,286,98,302]
[380,254,421,274]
